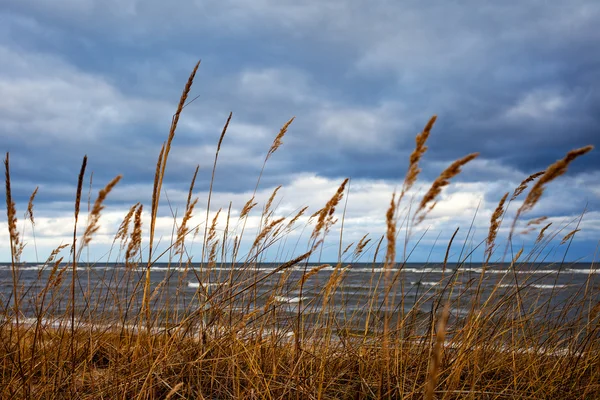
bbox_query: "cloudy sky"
[1,0,598,264]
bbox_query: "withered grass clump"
[1,64,598,400]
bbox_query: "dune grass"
[1,63,599,399]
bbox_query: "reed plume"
[561,229,581,245]
[535,222,552,244]
[203,113,231,265]
[240,197,257,219]
[402,115,436,197]
[175,166,200,256]
[485,192,508,262]
[266,117,294,161]
[311,178,349,241]
[115,202,139,250]
[4,153,21,259]
[384,193,397,268]
[286,206,308,230]
[26,187,38,225]
[416,152,479,224]
[518,146,593,215]
[150,61,199,262]
[527,216,548,226]
[81,174,122,248]
[299,264,330,286]
[263,185,282,224]
[125,204,143,264]
[511,170,545,201]
[252,217,285,250]
[353,234,371,258]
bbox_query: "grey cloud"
[1,0,598,231]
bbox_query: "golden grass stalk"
[509,146,593,243]
[266,117,294,161]
[263,185,282,224]
[240,197,258,219]
[81,174,122,248]
[202,113,231,265]
[535,222,552,244]
[353,234,371,258]
[286,206,308,230]
[252,217,285,251]
[125,204,143,265]
[149,143,165,259]
[175,198,198,256]
[561,229,581,245]
[416,153,479,224]
[150,61,199,262]
[402,115,437,197]
[511,170,545,201]
[527,216,548,226]
[518,146,593,215]
[70,154,87,396]
[115,202,139,250]
[485,192,508,262]
[26,187,38,225]
[207,209,222,245]
[384,193,397,268]
[141,63,200,340]
[425,302,450,400]
[164,382,184,400]
[310,178,349,241]
[4,153,21,260]
[298,264,330,286]
[175,166,200,256]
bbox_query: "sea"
[1,262,599,335]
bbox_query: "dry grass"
[1,64,598,400]
[415,153,479,224]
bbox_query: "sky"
[0,0,599,264]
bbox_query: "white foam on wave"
[497,283,569,289]
[411,281,440,287]
[187,281,229,288]
[274,296,306,304]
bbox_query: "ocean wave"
[187,281,229,288]
[411,281,440,287]
[497,283,569,289]
[274,295,307,304]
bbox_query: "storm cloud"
[0,0,598,262]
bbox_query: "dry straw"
[266,117,294,160]
[425,302,450,400]
[4,153,21,259]
[485,192,508,261]
[402,115,437,198]
[535,222,553,244]
[125,204,143,264]
[416,152,479,224]
[518,146,593,215]
[82,174,122,248]
[115,202,139,250]
[26,187,39,225]
[561,229,581,245]
[509,145,593,241]
[384,193,397,268]
[175,166,200,256]
[511,170,545,201]
[311,178,349,241]
[353,234,371,258]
